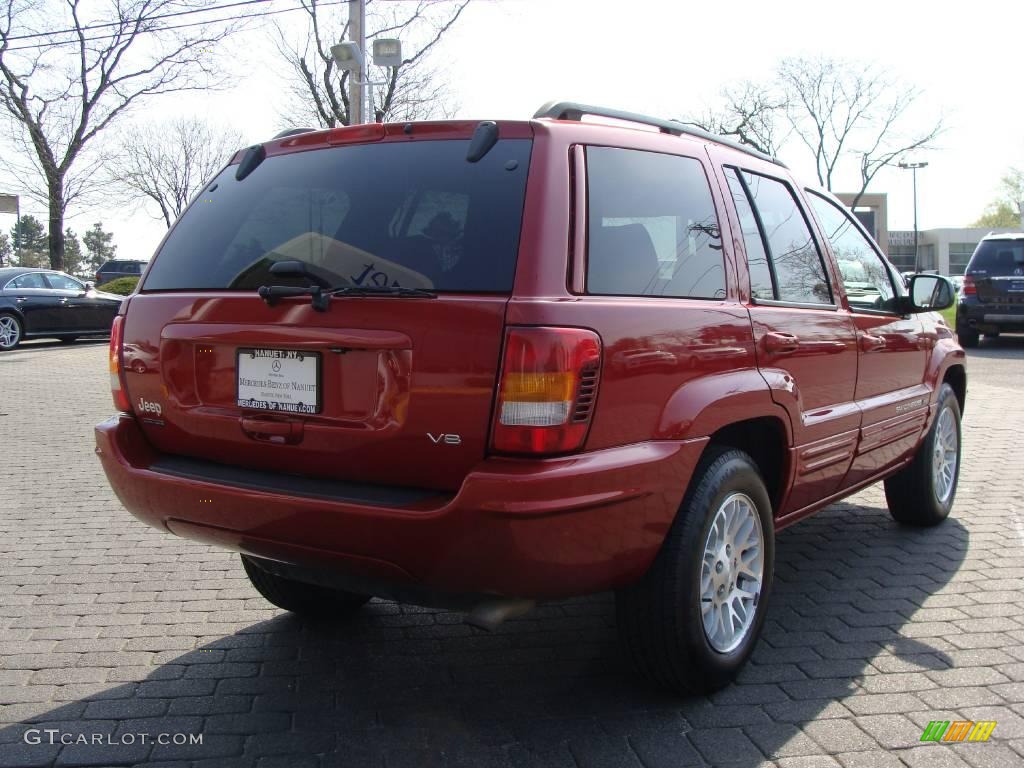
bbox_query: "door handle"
[859,333,887,352]
[239,417,304,445]
[763,332,800,354]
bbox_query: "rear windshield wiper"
[258,284,331,311]
[257,283,436,312]
[329,285,436,298]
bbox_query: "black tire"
[0,312,22,351]
[616,447,774,694]
[957,323,979,348]
[241,555,370,618]
[884,383,962,527]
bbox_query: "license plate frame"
[236,348,322,414]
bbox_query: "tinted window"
[741,171,831,305]
[10,273,47,289]
[586,147,725,299]
[967,240,1024,276]
[144,139,532,292]
[807,193,896,312]
[724,168,774,300]
[45,273,85,291]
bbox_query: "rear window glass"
[144,139,532,293]
[967,240,1024,276]
[586,146,725,299]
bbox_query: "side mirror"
[907,274,954,312]
[84,281,95,291]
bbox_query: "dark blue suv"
[956,233,1024,347]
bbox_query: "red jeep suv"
[96,103,965,693]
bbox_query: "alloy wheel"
[700,492,765,653]
[932,406,958,504]
[0,315,20,349]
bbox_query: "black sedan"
[0,267,122,350]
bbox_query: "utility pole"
[347,0,365,125]
[899,161,928,272]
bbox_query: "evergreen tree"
[10,215,48,267]
[63,228,85,276]
[82,222,117,272]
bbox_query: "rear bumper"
[96,414,704,599]
[959,302,1024,332]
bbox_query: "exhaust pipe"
[466,597,536,631]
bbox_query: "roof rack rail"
[532,101,785,168]
[272,127,317,140]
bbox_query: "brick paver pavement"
[1,337,1022,768]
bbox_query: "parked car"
[0,268,122,350]
[956,233,1024,347]
[95,259,147,285]
[95,103,965,694]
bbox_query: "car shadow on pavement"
[962,333,1024,359]
[0,500,968,768]
[2,339,109,359]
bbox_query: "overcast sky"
[4,0,1024,260]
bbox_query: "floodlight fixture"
[372,38,402,67]
[331,42,364,71]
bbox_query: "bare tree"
[778,57,943,205]
[686,57,943,206]
[274,0,470,129]
[685,80,788,157]
[0,0,236,270]
[109,118,244,228]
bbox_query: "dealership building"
[834,192,1021,276]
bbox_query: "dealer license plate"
[236,348,321,414]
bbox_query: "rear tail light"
[962,276,976,295]
[492,327,602,455]
[109,315,132,412]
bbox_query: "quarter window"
[586,147,725,299]
[807,193,896,313]
[736,170,832,305]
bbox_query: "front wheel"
[241,555,370,618]
[616,447,774,694]
[0,313,22,350]
[884,383,962,527]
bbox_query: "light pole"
[898,161,928,272]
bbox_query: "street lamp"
[898,161,928,273]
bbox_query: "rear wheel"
[956,322,979,348]
[884,383,961,527]
[0,313,22,350]
[616,447,774,694]
[241,555,370,618]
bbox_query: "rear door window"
[10,273,47,289]
[585,147,725,299]
[143,139,532,293]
